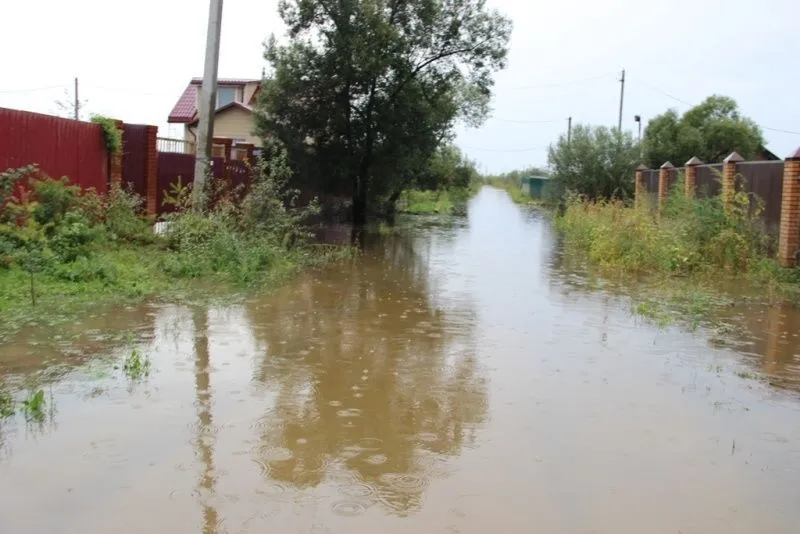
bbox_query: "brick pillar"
[778,148,800,267]
[658,161,674,212]
[144,125,158,217]
[722,151,744,210]
[109,120,124,187]
[635,164,647,208]
[684,156,702,199]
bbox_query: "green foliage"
[547,124,639,201]
[105,185,153,243]
[0,156,351,338]
[257,0,512,223]
[122,348,151,380]
[0,392,14,418]
[643,95,764,167]
[90,115,123,154]
[21,390,46,422]
[556,179,772,276]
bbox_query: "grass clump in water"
[21,390,46,422]
[122,348,151,380]
[0,392,14,418]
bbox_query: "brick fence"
[635,149,800,267]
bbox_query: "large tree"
[256,0,511,224]
[643,95,764,168]
[547,124,639,200]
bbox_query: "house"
[755,145,780,161]
[167,78,263,151]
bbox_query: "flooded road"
[2,187,800,533]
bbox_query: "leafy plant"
[90,115,123,154]
[21,390,46,422]
[0,392,14,418]
[122,348,151,380]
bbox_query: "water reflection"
[245,230,487,514]
[192,308,220,534]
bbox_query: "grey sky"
[2,0,797,174]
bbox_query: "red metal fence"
[0,107,109,194]
[121,124,149,199]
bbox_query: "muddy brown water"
[2,187,800,533]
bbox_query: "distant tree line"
[544,95,765,201]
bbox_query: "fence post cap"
[685,156,704,166]
[723,152,744,163]
[660,161,675,169]
[636,164,649,171]
[786,146,800,160]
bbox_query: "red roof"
[168,78,261,124]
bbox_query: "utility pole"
[74,77,79,120]
[617,69,625,132]
[192,0,224,210]
[567,116,572,145]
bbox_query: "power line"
[629,76,800,136]
[763,125,800,135]
[0,85,68,94]
[461,144,548,153]
[489,117,564,124]
[500,73,615,91]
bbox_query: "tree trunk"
[352,175,368,226]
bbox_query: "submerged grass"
[555,181,800,332]
[122,348,151,380]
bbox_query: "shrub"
[105,185,152,243]
[556,178,771,276]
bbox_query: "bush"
[556,178,771,276]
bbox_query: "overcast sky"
[2,0,797,174]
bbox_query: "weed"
[21,390,46,422]
[0,392,14,418]
[122,348,151,380]
[736,370,758,380]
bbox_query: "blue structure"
[520,175,549,198]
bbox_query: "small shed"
[520,175,549,198]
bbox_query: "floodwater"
[2,187,800,533]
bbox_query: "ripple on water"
[359,437,383,450]
[339,482,375,499]
[337,408,363,418]
[364,454,388,465]
[255,481,290,500]
[255,446,293,462]
[331,500,367,517]
[379,473,427,494]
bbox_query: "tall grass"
[556,181,779,276]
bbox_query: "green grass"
[122,348,151,380]
[0,241,353,342]
[0,392,14,418]
[555,184,800,335]
[398,184,479,215]
[484,179,541,205]
[21,390,46,422]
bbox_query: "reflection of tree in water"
[245,232,487,514]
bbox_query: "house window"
[217,86,236,108]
